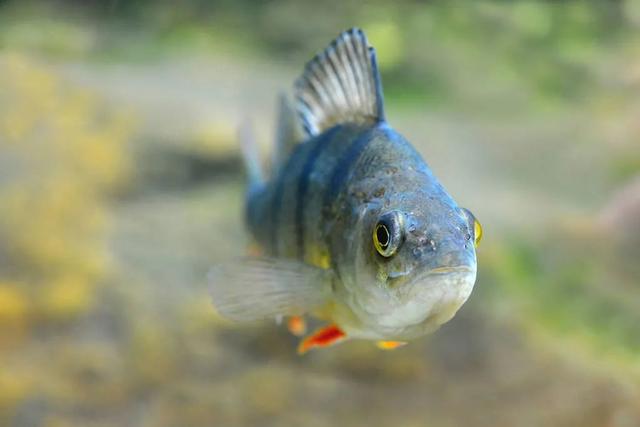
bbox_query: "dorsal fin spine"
[350,30,369,112]
[314,58,340,114]
[321,50,347,112]
[326,44,352,112]
[339,32,362,109]
[369,46,385,123]
[294,27,386,137]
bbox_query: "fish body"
[210,28,481,350]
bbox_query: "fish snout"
[434,247,475,271]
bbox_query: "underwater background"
[1,1,640,425]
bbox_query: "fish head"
[346,187,481,339]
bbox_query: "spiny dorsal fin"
[295,28,385,138]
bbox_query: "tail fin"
[237,120,264,194]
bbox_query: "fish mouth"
[425,265,475,275]
[388,265,475,289]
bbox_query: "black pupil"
[376,224,390,248]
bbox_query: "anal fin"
[376,341,407,350]
[297,324,346,354]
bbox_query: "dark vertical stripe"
[323,130,372,209]
[270,177,286,255]
[270,145,305,255]
[295,126,340,258]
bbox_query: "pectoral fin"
[209,257,332,322]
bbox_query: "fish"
[209,28,482,354]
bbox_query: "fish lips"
[370,264,477,333]
[390,264,477,322]
[389,264,476,290]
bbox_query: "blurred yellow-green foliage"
[0,52,131,420]
[1,1,640,426]
[0,53,130,323]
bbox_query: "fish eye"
[461,208,482,247]
[373,211,404,257]
[375,224,390,249]
[473,218,483,247]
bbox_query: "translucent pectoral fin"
[209,257,332,322]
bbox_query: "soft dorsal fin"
[295,28,385,137]
[271,93,302,173]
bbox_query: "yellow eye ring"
[473,218,483,247]
[373,211,404,257]
[374,223,391,255]
[461,208,482,248]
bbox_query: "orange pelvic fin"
[375,340,407,350]
[297,324,346,355]
[247,242,263,257]
[287,315,307,336]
